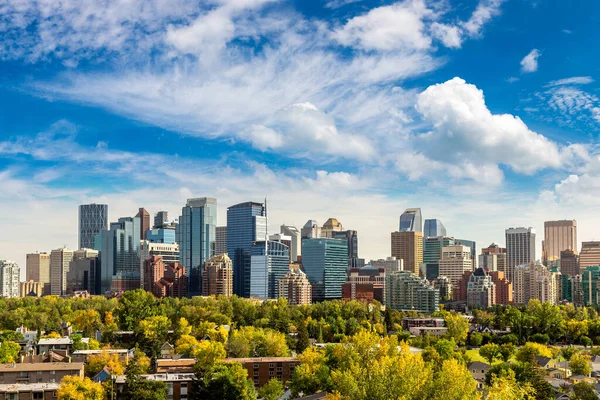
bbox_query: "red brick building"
[222,357,299,387]
[489,271,513,304]
[143,256,187,298]
[341,265,385,303]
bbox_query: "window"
[6,394,18,400]
[254,379,259,385]
[254,371,259,377]
[276,367,282,372]
[269,371,274,376]
[50,370,56,375]
[33,393,44,399]
[253,363,259,369]
[181,383,188,395]
[269,363,274,368]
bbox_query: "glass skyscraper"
[302,238,348,302]
[79,203,108,249]
[423,219,446,237]
[250,240,290,299]
[227,202,267,297]
[399,208,422,233]
[331,230,359,268]
[176,198,217,296]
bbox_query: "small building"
[155,359,196,374]
[37,338,72,355]
[467,361,491,390]
[0,362,84,385]
[0,383,60,399]
[408,326,448,337]
[222,357,299,387]
[71,349,130,364]
[115,373,193,400]
[401,318,445,331]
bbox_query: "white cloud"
[325,0,364,9]
[461,0,506,37]
[546,76,594,87]
[521,48,541,73]
[430,22,463,48]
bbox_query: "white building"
[0,260,20,298]
[369,257,404,272]
[50,248,74,296]
[280,225,301,262]
[513,261,558,305]
[301,220,321,239]
[505,227,536,284]
[438,245,473,289]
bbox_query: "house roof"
[37,338,71,345]
[222,357,298,363]
[0,383,60,392]
[536,356,552,367]
[467,361,491,371]
[0,362,84,372]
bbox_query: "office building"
[302,238,348,302]
[278,269,312,305]
[249,240,290,299]
[579,242,600,270]
[332,230,359,268]
[78,203,108,249]
[391,231,423,275]
[369,257,403,272]
[321,218,344,238]
[301,220,321,239]
[543,220,577,265]
[146,228,177,244]
[482,243,506,255]
[456,239,477,268]
[438,245,473,288]
[154,211,169,229]
[143,256,187,298]
[66,249,99,295]
[26,252,50,295]
[423,236,455,264]
[385,271,439,313]
[216,226,227,255]
[136,208,151,240]
[466,268,496,308]
[177,198,217,296]
[582,266,600,306]
[201,254,233,297]
[50,248,74,296]
[421,263,439,281]
[505,227,536,284]
[95,216,141,293]
[399,208,422,232]
[342,265,385,303]
[227,201,266,298]
[432,276,452,300]
[488,271,513,305]
[0,260,20,298]
[280,225,301,262]
[20,280,43,297]
[424,219,447,237]
[140,242,179,266]
[560,249,579,276]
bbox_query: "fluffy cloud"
[521,49,541,73]
[462,0,506,37]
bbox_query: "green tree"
[258,378,284,400]
[0,330,24,342]
[469,332,483,347]
[0,341,21,363]
[191,362,257,400]
[560,346,577,361]
[572,382,598,400]
[444,313,469,345]
[296,322,310,354]
[137,315,170,357]
[57,376,104,400]
[498,343,516,363]
[290,346,331,397]
[115,289,158,330]
[484,369,534,400]
[479,343,500,365]
[570,353,592,376]
[120,357,168,400]
[433,339,456,361]
[427,358,479,400]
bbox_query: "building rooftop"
[72,349,129,354]
[222,357,298,363]
[37,338,72,345]
[0,383,60,392]
[0,362,84,372]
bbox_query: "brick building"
[0,363,84,385]
[222,357,299,387]
[143,256,187,298]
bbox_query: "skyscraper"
[67,249,99,295]
[280,225,301,262]
[560,249,579,276]
[399,208,422,233]
[423,236,454,264]
[153,211,169,229]
[331,230,359,268]
[78,204,108,249]
[385,271,439,313]
[456,239,477,268]
[391,231,423,275]
[423,219,446,237]
[26,252,50,295]
[505,227,536,284]
[479,243,507,275]
[136,208,151,241]
[250,240,289,299]
[202,254,233,297]
[302,238,348,302]
[216,226,228,255]
[321,218,344,238]
[177,198,217,296]
[0,260,20,298]
[543,220,577,265]
[466,268,496,308]
[301,220,321,239]
[579,241,600,270]
[227,201,266,298]
[278,269,312,305]
[50,247,74,296]
[438,245,473,288]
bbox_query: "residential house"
[467,362,491,390]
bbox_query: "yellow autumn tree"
[85,350,126,377]
[485,370,535,400]
[57,376,104,400]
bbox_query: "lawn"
[464,349,517,365]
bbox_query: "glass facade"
[423,219,446,237]
[331,230,359,267]
[399,208,422,233]
[582,266,600,306]
[146,228,176,244]
[176,198,217,296]
[227,202,266,297]
[423,237,455,264]
[250,240,290,299]
[79,204,108,249]
[302,238,348,302]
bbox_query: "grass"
[464,349,517,365]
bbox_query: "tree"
[115,289,158,330]
[479,343,500,365]
[0,330,24,342]
[57,376,104,400]
[572,382,598,400]
[560,346,577,361]
[121,357,168,400]
[191,362,257,400]
[484,369,535,400]
[258,378,284,400]
[296,321,310,354]
[290,347,331,397]
[174,317,192,340]
[427,358,479,400]
[469,332,483,347]
[529,333,549,344]
[570,353,592,376]
[0,340,21,363]
[137,315,170,357]
[85,350,126,377]
[444,313,469,345]
[498,343,516,363]
[515,342,552,364]
[433,339,456,361]
[71,309,101,337]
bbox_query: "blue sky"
[1,0,600,270]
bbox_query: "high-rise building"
[50,248,74,296]
[177,198,217,296]
[146,228,177,244]
[140,242,179,266]
[505,227,536,284]
[250,240,290,299]
[278,269,312,305]
[67,249,99,295]
[301,220,321,239]
[421,263,439,281]
[369,257,403,272]
[385,271,439,313]
[480,243,507,276]
[482,243,506,255]
[331,230,359,268]
[466,268,496,308]
[582,266,600,306]
[227,201,266,298]
[342,265,385,303]
[321,218,344,238]
[26,252,50,295]
[423,237,455,264]
[302,238,348,302]
[153,211,169,229]
[136,208,151,241]
[0,260,20,298]
[424,219,446,237]
[202,254,233,297]
[488,271,513,305]
[391,231,423,275]
[216,226,228,255]
[438,245,473,289]
[399,208,422,233]
[543,220,577,265]
[513,262,558,305]
[454,270,473,301]
[579,242,600,270]
[456,239,477,268]
[95,217,141,293]
[78,204,108,249]
[143,256,187,298]
[560,249,579,276]
[280,225,301,262]
[432,276,452,300]
[20,280,43,297]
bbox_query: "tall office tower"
[202,254,233,297]
[26,252,51,295]
[582,266,600,306]
[391,231,423,275]
[560,249,579,276]
[177,198,217,296]
[456,239,477,268]
[50,248,74,296]
[331,230,359,268]
[302,238,348,302]
[543,220,577,266]
[438,245,473,288]
[227,202,266,297]
[216,226,228,255]
[78,204,108,249]
[278,269,312,305]
[505,227,536,284]
[154,211,169,229]
[423,219,446,237]
[399,208,422,233]
[479,243,507,275]
[423,236,454,264]
[321,218,344,238]
[466,268,496,308]
[488,271,513,305]
[342,265,385,303]
[0,260,20,298]
[385,271,439,313]
[95,216,141,293]
[369,257,403,272]
[301,220,321,239]
[146,227,177,244]
[136,208,151,241]
[579,242,600,270]
[280,225,301,262]
[249,240,290,299]
[67,249,99,295]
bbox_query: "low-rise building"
[222,357,299,387]
[0,363,84,385]
[0,383,60,399]
[155,359,196,374]
[37,338,73,354]
[467,361,491,390]
[19,281,43,297]
[116,373,193,400]
[71,349,130,364]
[342,265,385,303]
[409,326,448,337]
[401,318,445,331]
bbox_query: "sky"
[1,0,600,273]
